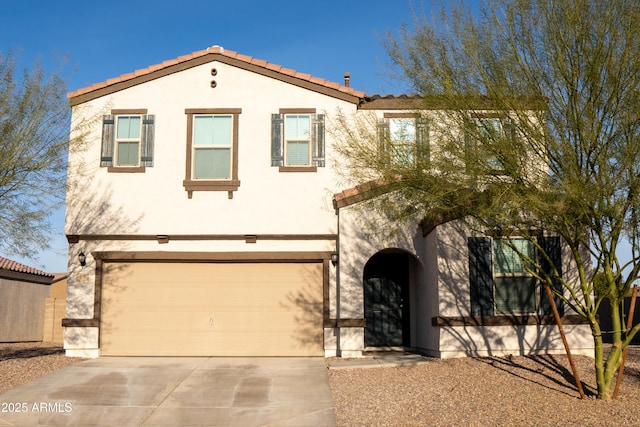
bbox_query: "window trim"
[104,109,149,173]
[465,112,511,174]
[381,112,429,167]
[183,108,242,198]
[114,115,142,167]
[385,113,418,166]
[283,113,312,167]
[272,108,324,171]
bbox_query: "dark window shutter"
[463,118,475,173]
[140,114,155,167]
[538,236,564,316]
[416,117,430,165]
[378,118,390,158]
[271,113,284,166]
[311,114,325,167]
[469,237,495,316]
[100,115,115,167]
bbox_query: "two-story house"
[63,46,593,358]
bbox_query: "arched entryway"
[363,250,411,348]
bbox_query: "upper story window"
[115,116,141,166]
[468,236,564,317]
[465,115,514,172]
[193,115,233,179]
[183,108,241,198]
[379,113,429,167]
[100,109,154,173]
[271,109,325,172]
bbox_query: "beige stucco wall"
[43,277,67,344]
[0,277,50,342]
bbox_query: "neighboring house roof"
[0,256,55,284]
[67,45,366,106]
[52,272,68,283]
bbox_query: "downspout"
[334,197,342,357]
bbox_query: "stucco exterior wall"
[66,61,355,238]
[0,278,50,342]
[434,220,593,358]
[64,57,356,357]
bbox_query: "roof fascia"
[69,53,362,107]
[358,95,548,111]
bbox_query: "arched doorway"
[363,251,411,347]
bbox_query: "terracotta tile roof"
[333,178,397,209]
[67,45,366,101]
[0,256,55,278]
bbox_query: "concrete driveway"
[0,357,336,426]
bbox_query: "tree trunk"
[592,319,608,399]
[597,300,624,400]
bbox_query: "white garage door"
[100,261,323,356]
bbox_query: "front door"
[363,252,410,347]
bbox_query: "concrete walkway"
[0,357,335,426]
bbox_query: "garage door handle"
[209,317,214,325]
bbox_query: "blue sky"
[0,0,422,272]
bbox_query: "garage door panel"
[101,261,323,356]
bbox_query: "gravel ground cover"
[0,342,85,395]
[2,343,640,426]
[328,347,640,427]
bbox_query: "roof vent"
[344,72,350,87]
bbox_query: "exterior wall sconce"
[78,252,87,267]
[331,252,339,266]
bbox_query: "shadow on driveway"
[0,357,336,426]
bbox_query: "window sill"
[431,315,589,327]
[183,179,241,199]
[107,166,146,173]
[279,166,318,173]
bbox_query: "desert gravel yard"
[0,343,84,395]
[328,348,640,427]
[2,343,640,426]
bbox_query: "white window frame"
[191,114,233,180]
[284,114,312,166]
[389,117,417,166]
[114,115,142,167]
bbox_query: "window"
[379,114,429,167]
[115,116,141,166]
[465,115,514,172]
[285,114,311,166]
[271,109,324,172]
[468,236,563,317]
[100,109,154,172]
[493,238,537,314]
[193,115,232,179]
[183,109,241,198]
